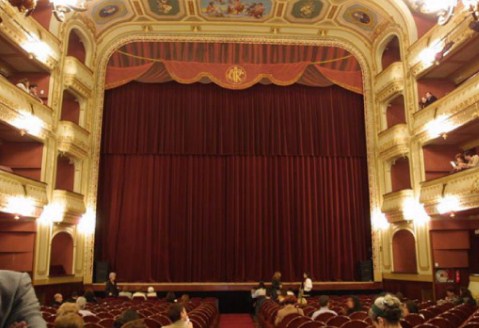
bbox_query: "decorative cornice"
[57,121,90,160]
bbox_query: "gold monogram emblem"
[225,65,247,84]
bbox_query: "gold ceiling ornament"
[8,0,37,16]
[50,0,91,22]
[405,0,479,27]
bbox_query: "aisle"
[218,314,256,328]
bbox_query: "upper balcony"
[413,72,479,144]
[0,75,53,140]
[57,121,90,160]
[382,189,415,223]
[409,10,479,79]
[0,0,60,70]
[63,57,94,99]
[378,124,410,160]
[420,166,479,216]
[51,190,86,223]
[375,62,405,103]
[0,169,48,217]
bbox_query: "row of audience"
[453,150,479,172]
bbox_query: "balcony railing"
[0,0,60,70]
[382,189,415,223]
[63,57,94,98]
[420,167,479,215]
[57,121,90,159]
[0,169,48,216]
[51,190,86,223]
[0,75,53,139]
[378,124,410,160]
[375,62,404,103]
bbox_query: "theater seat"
[427,318,453,328]
[405,313,425,326]
[340,320,368,328]
[315,313,336,323]
[349,312,368,321]
[326,315,350,327]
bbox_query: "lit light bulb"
[437,195,460,216]
[78,208,96,235]
[372,209,389,231]
[403,198,430,225]
[5,196,36,219]
[426,115,454,139]
[39,203,65,225]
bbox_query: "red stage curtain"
[96,82,371,282]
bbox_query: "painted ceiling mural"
[80,0,397,41]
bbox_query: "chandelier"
[406,0,479,26]
[50,0,90,22]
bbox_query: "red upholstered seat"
[349,312,368,321]
[420,310,434,320]
[413,325,438,328]
[440,313,461,326]
[315,313,336,323]
[84,324,103,328]
[463,324,479,328]
[98,318,115,327]
[303,306,316,317]
[287,316,311,328]
[427,318,454,328]
[83,316,100,323]
[279,313,303,328]
[149,315,171,325]
[96,312,113,319]
[326,315,351,327]
[297,321,325,328]
[405,313,425,326]
[340,320,369,328]
[400,319,412,328]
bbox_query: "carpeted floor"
[218,314,256,328]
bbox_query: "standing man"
[105,272,120,297]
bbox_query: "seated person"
[452,153,467,172]
[121,320,147,328]
[165,291,177,303]
[76,297,94,317]
[16,78,30,93]
[464,150,479,169]
[54,313,84,328]
[28,83,43,103]
[274,296,304,326]
[83,289,97,303]
[57,303,79,317]
[402,300,423,318]
[163,303,193,328]
[458,287,477,306]
[369,294,402,328]
[0,270,46,328]
[424,92,438,106]
[344,296,362,315]
[113,309,140,328]
[146,286,157,298]
[438,286,459,305]
[52,293,64,307]
[312,295,337,320]
[251,281,267,299]
[419,96,428,109]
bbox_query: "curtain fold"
[96,82,371,282]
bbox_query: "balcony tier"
[57,121,90,160]
[0,75,53,139]
[63,57,94,98]
[375,62,404,103]
[52,190,86,223]
[412,72,479,143]
[420,167,479,215]
[0,169,48,216]
[0,1,60,70]
[382,189,415,223]
[378,124,410,160]
[409,10,476,78]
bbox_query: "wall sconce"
[21,37,52,62]
[4,186,35,220]
[426,114,453,139]
[419,39,446,66]
[78,208,95,235]
[372,209,390,231]
[38,203,64,225]
[437,195,460,217]
[11,105,44,136]
[403,198,430,225]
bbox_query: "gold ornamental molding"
[382,273,433,282]
[378,123,411,161]
[382,189,415,223]
[374,62,404,99]
[63,57,94,99]
[51,189,86,224]
[57,121,90,160]
[0,170,48,209]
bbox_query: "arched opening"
[50,232,74,276]
[55,156,75,192]
[381,36,401,71]
[385,94,406,129]
[390,157,412,192]
[60,90,81,125]
[392,230,417,273]
[67,29,87,64]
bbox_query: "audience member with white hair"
[76,297,94,317]
[146,286,157,298]
[105,272,120,297]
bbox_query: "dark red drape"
[96,82,371,282]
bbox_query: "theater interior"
[1,0,479,327]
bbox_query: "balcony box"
[382,189,415,223]
[51,190,86,223]
[420,167,479,215]
[375,62,404,103]
[57,121,90,160]
[63,57,94,99]
[0,170,48,217]
[378,124,410,160]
